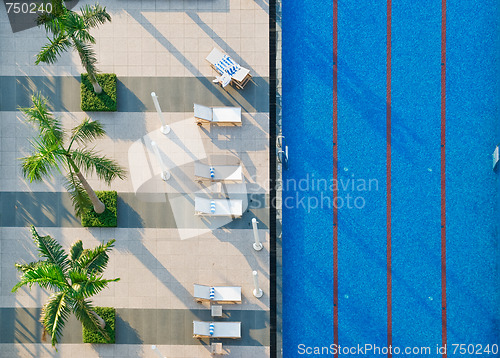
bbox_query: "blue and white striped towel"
[226,65,239,76]
[209,323,215,336]
[215,62,226,75]
[215,55,241,76]
[210,201,216,213]
[210,166,215,178]
[222,55,234,67]
[209,287,215,299]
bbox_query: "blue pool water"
[282,0,334,350]
[282,1,500,357]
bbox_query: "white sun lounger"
[193,321,241,339]
[195,197,243,217]
[194,104,241,125]
[193,284,242,303]
[195,162,243,182]
[206,48,252,89]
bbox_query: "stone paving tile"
[0,0,269,78]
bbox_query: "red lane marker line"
[333,0,339,356]
[386,0,392,357]
[441,0,447,356]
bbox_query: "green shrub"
[81,191,117,227]
[81,73,117,111]
[82,307,116,344]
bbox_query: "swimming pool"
[282,1,500,357]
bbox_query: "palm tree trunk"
[76,172,105,214]
[91,310,106,329]
[67,154,105,214]
[73,37,102,94]
[87,72,102,94]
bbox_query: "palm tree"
[12,226,119,347]
[20,93,126,216]
[36,1,111,93]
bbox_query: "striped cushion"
[222,55,234,67]
[210,201,216,213]
[215,62,225,74]
[210,166,215,178]
[209,287,215,299]
[209,323,215,336]
[215,55,241,77]
[226,65,236,76]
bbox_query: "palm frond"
[11,263,66,292]
[69,118,106,147]
[20,137,66,182]
[80,4,111,28]
[35,34,72,65]
[68,267,119,299]
[36,11,57,31]
[69,240,84,262]
[49,0,67,12]
[70,148,126,185]
[15,260,46,273]
[75,274,119,299]
[21,152,58,183]
[71,299,109,340]
[65,11,95,44]
[67,268,89,300]
[44,0,67,18]
[36,9,63,35]
[64,172,92,218]
[19,94,64,142]
[31,226,69,272]
[41,291,71,347]
[76,239,116,275]
[36,0,67,35]
[72,38,99,77]
[68,267,87,285]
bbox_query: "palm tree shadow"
[116,79,147,113]
[13,308,42,344]
[126,10,229,103]
[125,9,268,114]
[117,195,145,228]
[112,240,217,342]
[13,192,80,227]
[14,75,81,113]
[114,312,143,344]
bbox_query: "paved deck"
[0,308,270,345]
[0,0,271,356]
[0,76,269,112]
